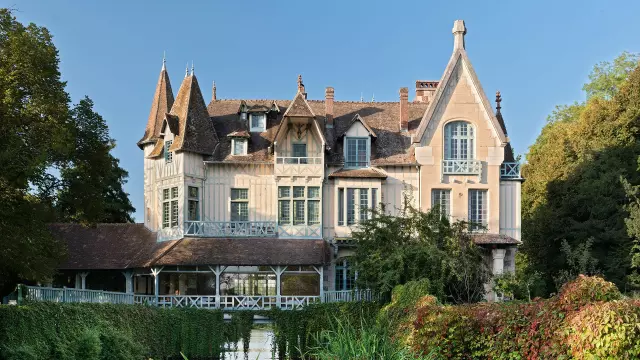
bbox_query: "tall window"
[468,189,487,231]
[164,140,173,163]
[188,186,200,221]
[278,186,320,226]
[444,121,474,160]
[341,188,372,226]
[230,189,249,221]
[250,113,266,132]
[162,187,179,228]
[232,139,247,155]
[292,143,308,164]
[335,258,356,291]
[345,138,368,168]
[432,189,451,218]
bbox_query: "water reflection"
[225,328,275,360]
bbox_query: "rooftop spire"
[371,93,375,103]
[360,92,364,102]
[297,74,307,99]
[162,51,166,70]
[191,61,195,76]
[452,19,466,50]
[496,90,502,114]
[212,80,216,102]
[185,63,189,78]
[137,59,175,149]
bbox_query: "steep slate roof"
[206,99,429,165]
[49,224,329,269]
[168,74,219,155]
[138,64,174,148]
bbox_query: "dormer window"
[344,137,369,168]
[250,113,266,132]
[232,138,247,155]
[164,140,173,163]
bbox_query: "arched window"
[444,121,474,160]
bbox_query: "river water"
[224,328,276,360]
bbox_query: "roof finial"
[297,74,304,92]
[162,51,166,70]
[371,93,375,103]
[185,63,189,78]
[212,80,217,101]
[360,92,364,102]
[496,90,502,114]
[191,61,195,76]
[452,20,466,51]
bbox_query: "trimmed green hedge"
[0,302,234,360]
[411,276,640,359]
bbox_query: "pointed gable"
[169,74,219,155]
[282,91,316,118]
[339,114,377,138]
[138,64,174,148]
[413,48,508,145]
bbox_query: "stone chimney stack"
[400,87,409,132]
[453,20,466,51]
[415,81,439,103]
[325,87,334,128]
[212,81,217,101]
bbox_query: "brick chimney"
[415,81,439,103]
[325,87,334,128]
[400,87,408,132]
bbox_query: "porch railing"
[20,286,377,310]
[500,162,521,179]
[442,159,482,176]
[184,221,277,237]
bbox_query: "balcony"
[184,221,277,238]
[500,162,522,179]
[441,159,482,180]
[275,155,323,176]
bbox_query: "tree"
[351,206,491,304]
[522,53,640,294]
[0,8,70,296]
[56,97,135,224]
[583,51,639,100]
[622,173,640,292]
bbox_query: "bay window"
[187,186,200,221]
[338,187,375,226]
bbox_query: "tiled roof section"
[227,130,250,138]
[282,92,315,118]
[169,75,219,155]
[153,238,329,266]
[328,167,387,179]
[147,139,164,158]
[207,99,428,165]
[472,233,521,245]
[47,223,173,270]
[164,113,180,135]
[138,68,174,148]
[339,114,377,138]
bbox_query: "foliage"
[492,252,543,301]
[351,206,491,304]
[623,174,640,291]
[411,275,640,359]
[55,97,135,224]
[522,53,640,293]
[0,302,231,360]
[553,238,600,290]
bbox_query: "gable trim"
[339,113,377,139]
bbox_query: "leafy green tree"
[583,51,639,100]
[56,97,135,224]
[351,206,491,304]
[622,173,640,291]
[522,53,640,294]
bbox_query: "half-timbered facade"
[49,20,521,305]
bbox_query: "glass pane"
[233,139,245,155]
[163,202,170,228]
[347,189,356,225]
[163,188,170,201]
[293,186,305,198]
[188,200,199,221]
[338,188,345,226]
[278,200,290,224]
[171,200,178,227]
[220,272,276,296]
[281,274,320,296]
[357,139,367,166]
[347,139,357,166]
[231,189,248,200]
[278,186,290,198]
[231,202,249,222]
[294,200,305,225]
[307,187,320,198]
[292,143,307,158]
[171,187,178,199]
[372,188,377,214]
[308,200,320,225]
[359,189,369,221]
[188,186,198,199]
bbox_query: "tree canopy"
[522,52,640,293]
[0,9,134,296]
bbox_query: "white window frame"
[230,188,249,222]
[187,186,200,221]
[444,121,475,160]
[277,185,321,226]
[250,113,266,132]
[468,189,488,231]
[338,187,375,226]
[162,186,179,228]
[231,138,247,155]
[431,189,451,219]
[343,137,370,168]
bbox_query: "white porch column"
[80,272,89,289]
[151,267,163,305]
[492,248,507,276]
[123,271,134,294]
[209,266,223,309]
[272,266,285,309]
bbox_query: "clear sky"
[7,0,640,222]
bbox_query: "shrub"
[75,330,101,360]
[379,279,434,345]
[2,345,39,360]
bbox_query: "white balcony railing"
[184,221,277,237]
[500,162,521,179]
[441,159,482,175]
[275,156,323,176]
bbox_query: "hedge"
[411,275,640,359]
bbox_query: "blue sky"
[8,0,640,222]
